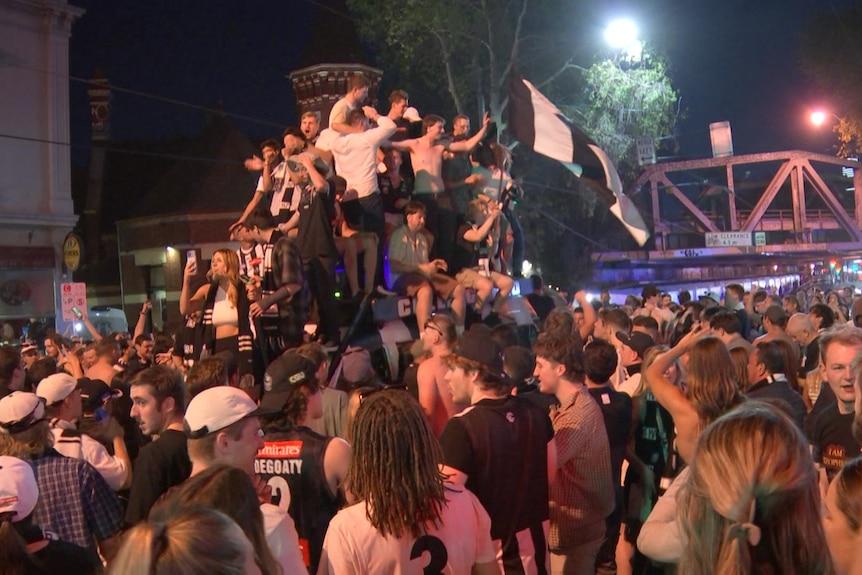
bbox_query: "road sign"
[754,231,766,247]
[673,248,713,258]
[705,231,752,248]
[60,282,87,321]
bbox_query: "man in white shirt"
[36,373,131,490]
[329,74,369,134]
[330,106,397,252]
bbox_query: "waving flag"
[508,72,650,246]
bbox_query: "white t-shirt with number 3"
[318,485,495,574]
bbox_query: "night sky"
[67,0,851,167]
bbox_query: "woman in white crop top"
[180,249,252,360]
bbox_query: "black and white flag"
[508,72,650,246]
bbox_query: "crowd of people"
[3,73,862,574]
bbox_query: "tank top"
[211,286,238,328]
[256,426,343,573]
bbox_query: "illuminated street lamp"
[809,109,841,128]
[810,110,828,127]
[604,19,638,49]
[605,18,642,61]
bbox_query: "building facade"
[0,0,84,340]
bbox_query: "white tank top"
[212,286,238,328]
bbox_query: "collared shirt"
[549,384,615,550]
[387,225,429,284]
[49,418,128,491]
[31,449,123,563]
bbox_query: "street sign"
[636,136,656,166]
[705,231,752,248]
[60,282,87,321]
[673,248,713,258]
[754,231,766,247]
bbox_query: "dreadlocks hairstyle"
[346,389,447,538]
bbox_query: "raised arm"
[448,112,491,153]
[179,260,207,316]
[574,290,596,341]
[462,204,502,243]
[644,327,710,462]
[132,300,150,342]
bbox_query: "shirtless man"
[392,112,490,196]
[417,314,466,436]
[391,113,491,255]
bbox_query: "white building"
[0,0,84,339]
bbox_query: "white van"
[86,306,129,336]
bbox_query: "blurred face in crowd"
[282,134,305,156]
[820,342,862,415]
[390,98,407,118]
[44,338,59,358]
[222,417,265,475]
[21,350,39,369]
[425,120,445,141]
[445,364,474,404]
[136,338,154,362]
[82,347,98,370]
[406,210,426,233]
[453,117,470,137]
[261,144,279,165]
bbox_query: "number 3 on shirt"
[410,535,448,574]
[267,476,290,513]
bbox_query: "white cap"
[36,373,78,405]
[0,456,38,522]
[700,291,721,303]
[184,387,262,439]
[0,392,45,434]
[403,106,422,122]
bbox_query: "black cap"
[616,331,655,360]
[260,351,318,412]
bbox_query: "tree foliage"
[345,0,589,124]
[569,55,680,185]
[799,4,862,157]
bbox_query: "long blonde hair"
[678,402,833,575]
[209,248,241,308]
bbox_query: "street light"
[605,18,642,61]
[810,110,828,127]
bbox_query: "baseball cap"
[78,378,122,413]
[260,351,318,412]
[452,330,504,375]
[616,331,655,360]
[0,456,38,522]
[700,291,720,304]
[0,392,46,434]
[19,342,38,355]
[403,107,422,123]
[36,372,78,405]
[184,386,266,439]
